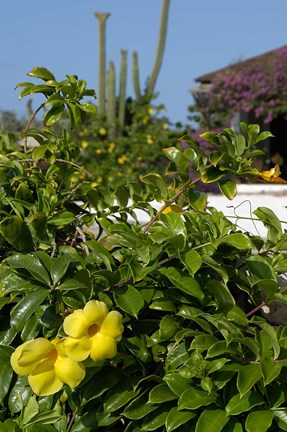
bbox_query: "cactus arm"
[118,49,128,129]
[107,60,116,139]
[146,0,170,99]
[95,12,110,114]
[132,51,142,103]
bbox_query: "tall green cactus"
[95,12,110,114]
[146,0,170,99]
[95,0,171,134]
[118,49,128,129]
[107,60,116,139]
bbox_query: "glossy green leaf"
[245,410,274,432]
[159,267,204,301]
[10,289,49,332]
[165,407,196,432]
[178,387,217,410]
[195,408,229,432]
[148,384,177,404]
[80,102,97,113]
[5,254,51,285]
[260,357,282,385]
[103,381,141,413]
[114,284,144,317]
[181,249,202,276]
[0,358,13,404]
[0,216,34,251]
[43,104,65,126]
[28,67,55,81]
[164,373,191,397]
[236,364,262,396]
[216,233,253,250]
[206,280,235,305]
[218,179,237,200]
[245,255,277,285]
[23,396,39,425]
[190,334,219,351]
[50,255,71,285]
[48,211,76,226]
[142,404,173,431]
[123,391,158,420]
[225,391,264,416]
[254,207,282,243]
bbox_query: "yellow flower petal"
[90,333,117,362]
[83,300,108,325]
[18,338,53,367]
[63,310,88,338]
[64,336,92,361]
[10,341,35,375]
[28,369,63,396]
[54,355,85,389]
[101,311,124,339]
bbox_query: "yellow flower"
[142,116,149,124]
[99,128,107,136]
[117,155,128,165]
[63,300,124,362]
[95,148,102,154]
[259,164,287,183]
[146,135,154,145]
[147,107,153,115]
[108,142,116,153]
[10,338,85,396]
[162,123,168,130]
[81,140,89,149]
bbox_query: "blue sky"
[1,0,286,125]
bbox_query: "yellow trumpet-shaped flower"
[10,338,85,396]
[63,300,124,363]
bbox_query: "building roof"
[195,45,287,84]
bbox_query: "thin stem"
[66,407,79,432]
[142,176,201,233]
[55,159,93,178]
[246,302,265,318]
[23,103,45,153]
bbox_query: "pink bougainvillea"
[192,47,287,129]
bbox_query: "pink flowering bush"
[190,47,287,129]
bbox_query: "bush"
[0,68,287,432]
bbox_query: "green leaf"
[48,211,76,226]
[142,404,173,431]
[0,358,13,404]
[80,102,97,113]
[23,396,39,425]
[123,390,158,420]
[190,334,219,351]
[181,249,202,276]
[43,104,65,126]
[245,255,277,285]
[245,410,274,432]
[103,381,141,413]
[202,255,229,283]
[0,216,34,251]
[218,179,237,200]
[28,67,55,81]
[159,267,204,301]
[236,364,262,396]
[255,321,280,360]
[274,410,287,431]
[195,408,229,432]
[254,207,282,243]
[260,358,282,385]
[139,173,168,199]
[206,280,235,305]
[10,289,49,332]
[165,407,196,432]
[163,147,188,170]
[178,387,217,410]
[5,254,51,285]
[225,391,264,416]
[114,284,144,318]
[50,255,71,285]
[215,233,253,250]
[148,384,177,404]
[164,373,191,398]
[159,315,179,341]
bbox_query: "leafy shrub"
[0,68,287,432]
